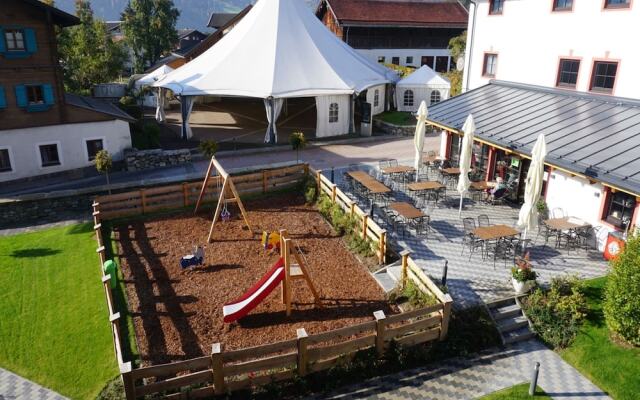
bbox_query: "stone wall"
[125,149,192,171]
[373,119,415,136]
[0,193,96,228]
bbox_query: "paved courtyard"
[331,162,610,308]
[0,367,67,400]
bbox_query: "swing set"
[194,157,252,243]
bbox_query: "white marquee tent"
[154,0,395,143]
[135,65,174,107]
[396,66,450,113]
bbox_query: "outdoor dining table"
[382,165,415,174]
[473,224,520,241]
[407,181,446,191]
[544,217,591,231]
[441,167,461,175]
[470,181,492,191]
[423,155,444,164]
[390,202,426,220]
[347,171,391,194]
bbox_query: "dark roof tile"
[327,0,468,26]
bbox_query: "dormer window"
[5,29,25,51]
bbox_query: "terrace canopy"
[154,0,394,143]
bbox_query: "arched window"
[430,90,441,105]
[329,102,339,123]
[403,90,414,107]
[373,89,379,107]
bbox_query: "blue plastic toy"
[180,246,205,269]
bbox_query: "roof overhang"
[20,0,80,27]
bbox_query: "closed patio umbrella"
[413,101,428,181]
[457,114,475,215]
[517,134,547,241]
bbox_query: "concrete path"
[311,339,609,400]
[0,367,67,400]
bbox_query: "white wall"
[315,95,350,137]
[0,120,131,182]
[463,0,640,99]
[365,84,386,115]
[545,170,613,250]
[356,48,452,70]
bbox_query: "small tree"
[199,140,218,159]
[95,150,113,194]
[289,131,306,163]
[604,234,640,346]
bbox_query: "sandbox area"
[113,194,395,365]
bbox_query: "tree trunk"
[105,171,111,195]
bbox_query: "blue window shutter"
[0,28,6,53]
[24,28,37,53]
[15,85,27,107]
[43,84,54,105]
[0,87,6,109]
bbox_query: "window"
[590,61,618,93]
[604,0,630,9]
[553,0,573,10]
[39,143,60,167]
[472,143,490,177]
[435,56,450,73]
[373,89,379,107]
[377,56,385,63]
[86,139,104,161]
[406,56,413,65]
[430,90,441,105]
[604,190,636,228]
[489,0,504,14]
[556,59,580,88]
[0,149,11,172]
[403,90,414,107]
[329,103,339,123]
[391,56,400,65]
[421,56,434,68]
[27,85,44,104]
[4,29,25,51]
[483,53,498,77]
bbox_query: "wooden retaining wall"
[313,168,387,264]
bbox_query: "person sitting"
[485,177,508,203]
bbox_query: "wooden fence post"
[102,275,115,314]
[349,201,355,216]
[140,189,147,214]
[120,362,135,400]
[399,250,410,289]
[439,294,453,340]
[362,215,368,240]
[211,343,225,395]
[182,182,189,207]
[316,170,321,194]
[296,328,309,376]
[262,170,268,193]
[331,184,337,203]
[374,310,386,357]
[379,230,386,265]
[97,246,106,265]
[94,223,103,246]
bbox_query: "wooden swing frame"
[279,229,322,316]
[194,156,252,243]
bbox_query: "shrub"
[522,276,587,348]
[604,234,640,346]
[131,122,160,149]
[388,279,437,310]
[119,95,136,106]
[199,140,218,158]
[347,234,375,258]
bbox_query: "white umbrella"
[457,114,475,215]
[517,134,548,241]
[413,101,428,181]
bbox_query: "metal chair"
[551,207,565,219]
[478,214,490,227]
[461,217,483,259]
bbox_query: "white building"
[462,0,639,98]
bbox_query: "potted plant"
[289,131,306,163]
[511,253,537,294]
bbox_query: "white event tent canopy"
[396,65,450,113]
[154,0,396,143]
[135,65,174,108]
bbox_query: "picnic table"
[390,202,425,220]
[544,217,591,231]
[473,224,520,241]
[347,171,391,194]
[382,165,415,174]
[407,181,445,191]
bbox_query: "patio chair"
[388,159,399,167]
[478,214,490,227]
[551,207,565,219]
[536,217,559,248]
[461,217,483,259]
[577,225,599,251]
[485,238,513,269]
[411,215,430,237]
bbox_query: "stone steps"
[486,297,536,345]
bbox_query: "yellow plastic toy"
[261,231,281,252]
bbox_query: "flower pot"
[512,278,535,295]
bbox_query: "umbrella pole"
[458,192,464,215]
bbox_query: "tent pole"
[180,96,188,140]
[349,94,355,133]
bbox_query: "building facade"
[462,0,639,98]
[1,0,133,183]
[316,0,468,72]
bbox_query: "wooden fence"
[313,168,387,264]
[90,163,453,399]
[93,164,308,220]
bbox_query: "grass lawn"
[376,110,415,125]
[558,277,640,400]
[478,383,550,399]
[0,223,117,399]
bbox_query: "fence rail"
[91,163,453,399]
[313,168,387,264]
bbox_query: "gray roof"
[65,94,135,122]
[207,13,238,29]
[427,80,640,196]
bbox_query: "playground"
[113,193,395,365]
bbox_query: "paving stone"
[0,367,67,400]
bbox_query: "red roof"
[326,0,468,27]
